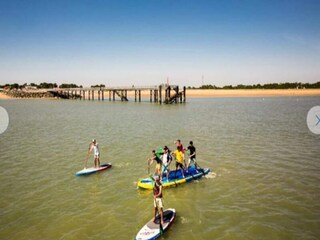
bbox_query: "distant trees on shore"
[197,81,320,89]
[1,81,320,90]
[59,83,81,88]
[0,82,83,89]
[0,82,109,89]
[91,84,106,88]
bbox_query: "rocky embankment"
[2,89,81,99]
[2,90,54,98]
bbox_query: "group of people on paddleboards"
[147,139,198,226]
[148,139,198,180]
[83,138,200,234]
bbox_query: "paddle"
[195,161,205,174]
[185,152,205,177]
[83,151,90,169]
[159,210,164,235]
[83,143,92,169]
[185,155,196,180]
[83,158,87,169]
[149,174,155,182]
[186,165,197,180]
[147,156,152,174]
[161,163,169,181]
[155,184,164,235]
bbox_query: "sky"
[0,0,319,87]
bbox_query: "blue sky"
[0,0,319,87]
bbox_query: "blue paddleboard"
[75,163,112,176]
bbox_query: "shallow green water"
[0,97,319,240]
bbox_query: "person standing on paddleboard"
[185,141,197,171]
[175,139,186,166]
[153,175,164,226]
[171,145,185,178]
[148,150,162,177]
[88,139,100,168]
[162,146,172,181]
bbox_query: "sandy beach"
[185,89,320,98]
[0,92,14,99]
[115,88,320,98]
[1,89,320,100]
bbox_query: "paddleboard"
[137,165,210,189]
[136,208,176,240]
[75,163,112,176]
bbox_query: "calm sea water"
[0,97,319,240]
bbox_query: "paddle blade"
[160,222,164,235]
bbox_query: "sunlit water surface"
[0,97,319,240]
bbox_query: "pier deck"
[47,85,186,104]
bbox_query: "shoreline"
[0,92,14,99]
[185,89,320,98]
[1,89,320,100]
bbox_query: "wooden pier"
[48,85,186,104]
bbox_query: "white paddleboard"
[136,208,176,240]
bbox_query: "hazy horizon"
[1,0,319,87]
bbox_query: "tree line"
[0,82,106,89]
[196,81,320,89]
